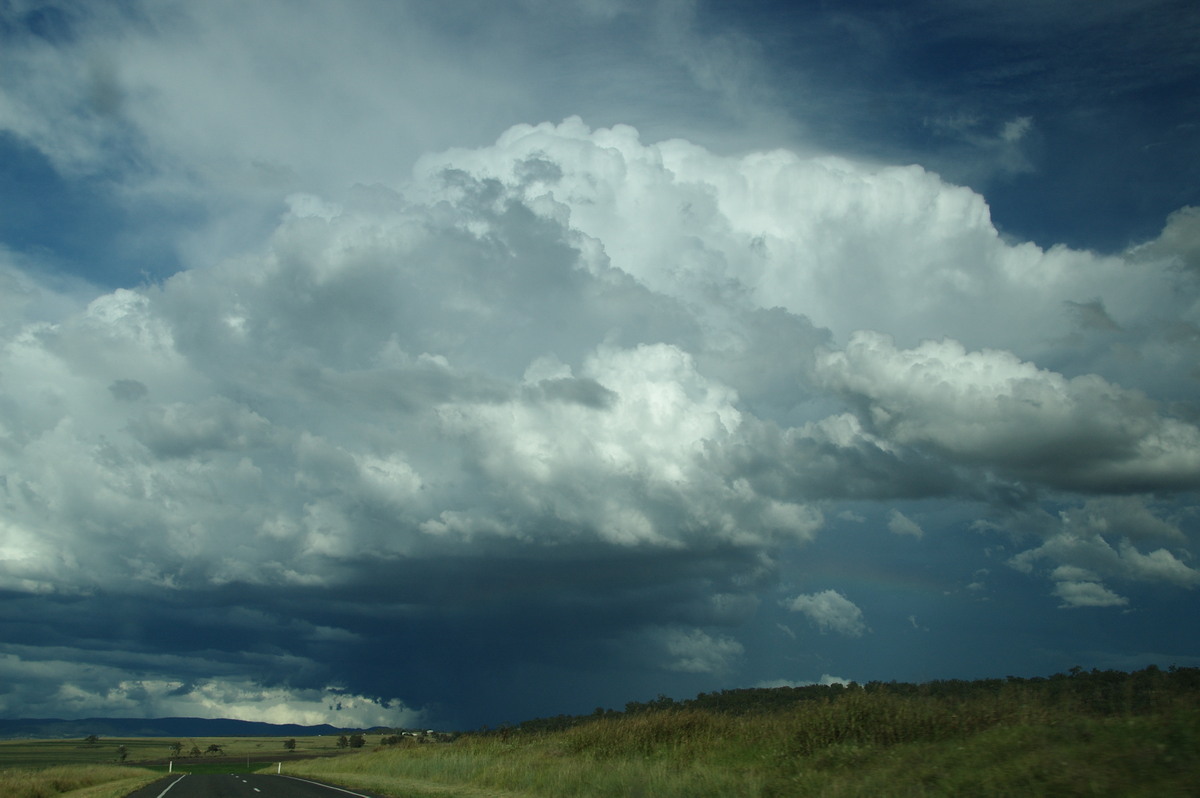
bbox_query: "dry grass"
[0,764,160,798]
[280,686,1200,798]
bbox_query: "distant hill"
[0,716,343,740]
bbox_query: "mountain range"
[0,717,345,740]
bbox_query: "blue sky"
[1,0,1198,730]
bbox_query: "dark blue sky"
[0,0,1198,730]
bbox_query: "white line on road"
[154,775,187,798]
[279,775,374,796]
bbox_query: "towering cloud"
[1,102,1198,724]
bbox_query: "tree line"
[473,665,1200,736]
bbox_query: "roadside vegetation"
[0,764,160,798]
[0,734,347,797]
[280,666,1200,798]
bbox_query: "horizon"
[1,0,1198,731]
[5,662,1187,733]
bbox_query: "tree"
[206,744,223,756]
[84,735,99,745]
[169,742,183,756]
[189,745,202,758]
[337,735,349,749]
[283,738,296,751]
[116,745,128,763]
[348,733,365,748]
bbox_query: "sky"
[1,0,1199,731]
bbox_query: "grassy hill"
[279,666,1200,797]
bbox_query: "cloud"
[129,397,273,459]
[1059,497,1189,545]
[1134,206,1200,272]
[816,332,1200,494]
[0,650,419,727]
[1012,531,1200,589]
[924,114,1038,180]
[108,378,148,402]
[435,343,820,548]
[1001,116,1033,143]
[783,590,867,637]
[888,509,925,539]
[1052,578,1130,610]
[756,674,850,689]
[657,627,744,674]
[999,497,1200,604]
[0,110,1198,725]
[0,0,809,286]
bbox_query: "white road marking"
[154,775,187,798]
[279,775,374,796]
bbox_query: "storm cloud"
[1,0,1198,728]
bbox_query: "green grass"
[0,764,161,798]
[0,739,168,769]
[280,688,1200,798]
[0,733,351,769]
[0,733,362,797]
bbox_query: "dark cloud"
[108,378,147,402]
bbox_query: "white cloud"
[887,509,925,539]
[436,342,819,548]
[0,650,419,727]
[0,117,1194,641]
[1003,498,1200,605]
[816,332,1200,493]
[783,590,867,637]
[1133,205,1200,271]
[1001,116,1033,143]
[756,674,850,689]
[658,627,745,674]
[1046,565,1131,611]
[0,81,1197,724]
[1053,580,1129,610]
[416,117,1200,370]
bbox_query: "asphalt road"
[124,773,391,797]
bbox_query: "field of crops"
[0,734,359,798]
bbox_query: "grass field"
[280,674,1200,798]
[283,710,1200,798]
[0,733,350,770]
[0,734,360,798]
[0,764,162,798]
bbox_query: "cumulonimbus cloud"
[1,115,1198,722]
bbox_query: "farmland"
[0,732,349,770]
[0,733,356,798]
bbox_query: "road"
[123,773,391,798]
